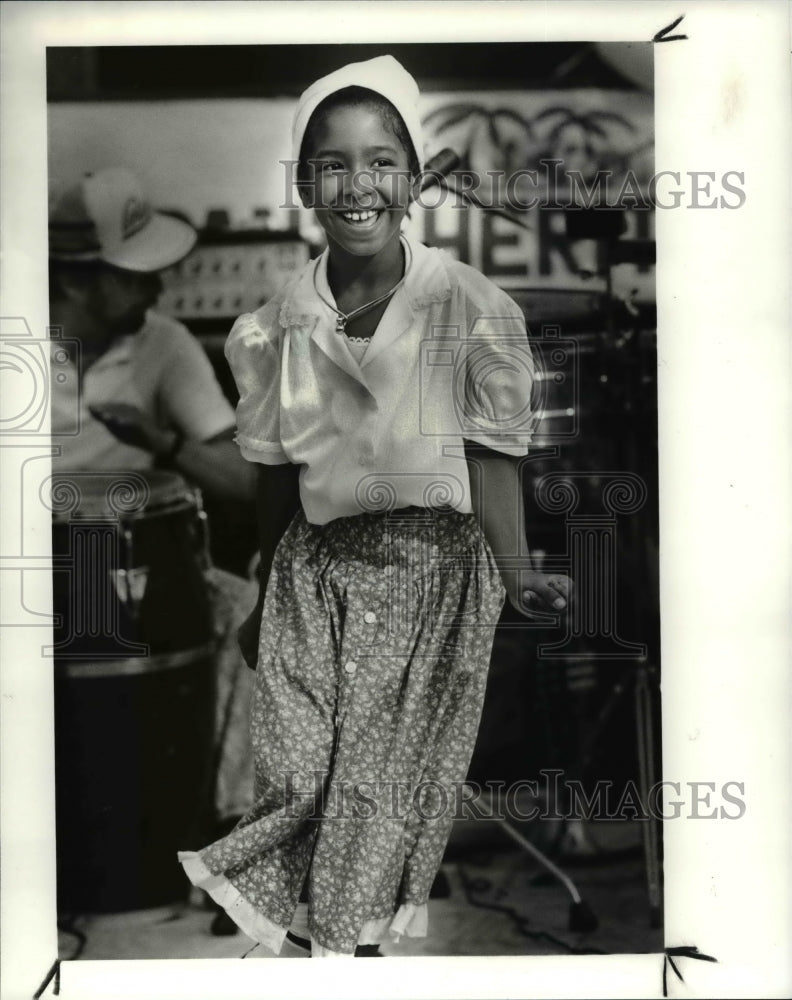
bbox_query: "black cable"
[456,863,607,956]
[57,918,88,961]
[33,959,60,999]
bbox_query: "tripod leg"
[635,664,663,928]
[480,792,599,933]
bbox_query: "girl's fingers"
[515,590,552,618]
[547,576,572,600]
[522,580,568,610]
[522,588,564,610]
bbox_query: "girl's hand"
[502,568,573,618]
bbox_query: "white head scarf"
[291,55,424,173]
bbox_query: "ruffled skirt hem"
[178,851,428,957]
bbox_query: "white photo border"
[1,2,790,998]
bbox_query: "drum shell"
[50,471,217,913]
[55,652,215,913]
[51,492,214,659]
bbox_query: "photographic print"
[1,3,789,999]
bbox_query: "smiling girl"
[179,55,571,959]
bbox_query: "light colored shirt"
[225,235,537,525]
[50,310,235,471]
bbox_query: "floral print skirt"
[179,506,506,956]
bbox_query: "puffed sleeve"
[460,291,537,456]
[224,310,290,464]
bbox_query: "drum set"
[50,469,217,913]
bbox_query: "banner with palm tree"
[408,90,654,295]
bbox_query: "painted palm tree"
[422,103,538,211]
[423,102,644,207]
[532,107,637,182]
[423,103,538,174]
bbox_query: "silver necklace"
[313,238,412,335]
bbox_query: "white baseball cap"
[49,167,197,272]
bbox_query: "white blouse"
[51,311,234,472]
[225,234,537,525]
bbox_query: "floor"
[57,817,662,963]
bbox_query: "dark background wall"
[48,43,642,101]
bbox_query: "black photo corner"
[47,41,662,963]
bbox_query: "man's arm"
[87,404,255,502]
[148,318,254,500]
[162,424,255,502]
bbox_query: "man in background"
[49,167,255,933]
[48,167,251,494]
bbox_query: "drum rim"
[54,641,217,678]
[49,469,199,521]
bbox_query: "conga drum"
[51,470,216,913]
